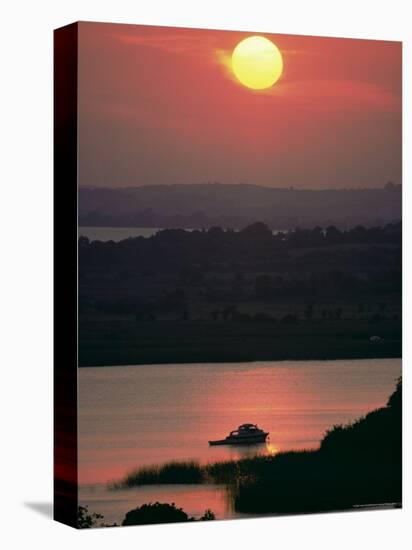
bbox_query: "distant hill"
[78,183,401,230]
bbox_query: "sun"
[232,36,283,90]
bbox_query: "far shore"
[79,318,401,367]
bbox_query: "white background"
[0,0,410,548]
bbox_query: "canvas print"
[54,22,402,528]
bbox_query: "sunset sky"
[78,22,401,189]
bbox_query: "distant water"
[78,358,400,523]
[78,226,288,242]
[78,226,162,241]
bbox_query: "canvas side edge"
[53,22,79,529]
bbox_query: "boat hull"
[209,433,268,446]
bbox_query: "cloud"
[111,28,222,56]
[271,78,400,112]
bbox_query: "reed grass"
[113,460,204,488]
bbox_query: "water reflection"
[225,441,268,458]
[79,483,237,525]
[79,359,400,484]
[265,441,280,456]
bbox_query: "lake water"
[78,358,401,524]
[78,226,162,241]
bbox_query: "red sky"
[78,22,401,189]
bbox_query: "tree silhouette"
[121,502,216,526]
[77,505,104,528]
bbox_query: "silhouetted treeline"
[79,221,401,307]
[79,221,401,267]
[286,222,401,247]
[77,502,215,528]
[78,221,401,365]
[122,502,215,526]
[79,183,401,230]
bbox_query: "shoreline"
[79,318,401,367]
[78,353,402,368]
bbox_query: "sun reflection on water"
[265,441,279,456]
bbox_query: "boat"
[209,423,269,446]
